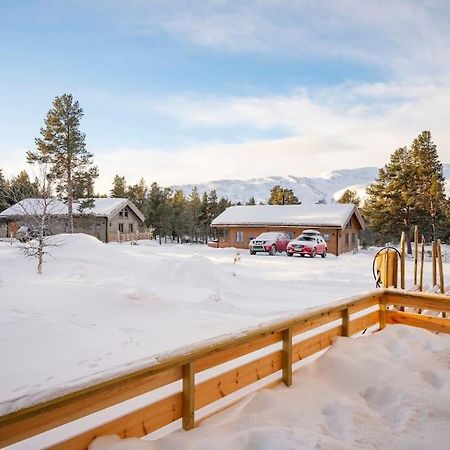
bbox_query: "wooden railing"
[1,289,449,449]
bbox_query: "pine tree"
[0,169,9,212]
[171,190,188,243]
[127,178,148,213]
[111,175,127,198]
[8,171,40,202]
[246,196,256,205]
[188,187,202,243]
[364,147,417,253]
[268,185,300,205]
[337,189,360,206]
[410,131,446,240]
[27,94,98,232]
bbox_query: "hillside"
[172,164,450,204]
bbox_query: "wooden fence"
[1,289,450,449]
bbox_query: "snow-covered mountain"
[172,165,450,205]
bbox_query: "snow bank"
[91,325,450,450]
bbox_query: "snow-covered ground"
[1,234,379,409]
[92,325,450,450]
[1,234,449,449]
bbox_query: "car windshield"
[256,233,280,240]
[297,235,315,241]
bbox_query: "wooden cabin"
[211,204,365,255]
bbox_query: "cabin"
[211,203,365,255]
[0,198,146,243]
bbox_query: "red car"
[249,232,291,255]
[286,231,327,258]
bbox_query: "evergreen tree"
[410,131,446,240]
[8,170,40,202]
[111,175,127,198]
[171,189,188,243]
[246,196,256,205]
[127,178,148,213]
[187,187,202,243]
[0,169,9,212]
[27,94,98,232]
[268,185,300,205]
[364,147,417,253]
[337,189,360,206]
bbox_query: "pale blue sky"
[1,1,449,190]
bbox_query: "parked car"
[286,232,327,258]
[16,226,52,242]
[249,232,291,255]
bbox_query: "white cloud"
[105,0,450,78]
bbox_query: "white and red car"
[286,230,327,258]
[249,232,291,255]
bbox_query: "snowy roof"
[211,204,365,229]
[0,198,145,221]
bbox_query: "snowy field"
[92,325,450,450]
[1,234,449,449]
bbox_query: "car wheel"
[310,248,316,258]
[287,252,293,257]
[250,251,256,255]
[321,250,327,258]
[270,245,276,256]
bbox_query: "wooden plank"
[194,332,282,374]
[349,310,379,335]
[341,308,350,337]
[400,231,405,290]
[0,367,182,449]
[282,328,292,387]
[437,240,445,295]
[384,291,450,313]
[414,225,418,286]
[49,393,182,450]
[195,351,283,410]
[348,295,379,314]
[379,300,386,330]
[291,310,342,335]
[432,241,437,287]
[182,363,194,430]
[419,235,425,291]
[292,326,342,363]
[386,310,450,334]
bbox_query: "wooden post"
[437,241,446,317]
[182,363,194,431]
[400,231,405,290]
[432,241,437,287]
[419,235,425,291]
[414,226,419,286]
[341,307,350,337]
[379,300,386,330]
[282,328,292,387]
[383,250,389,288]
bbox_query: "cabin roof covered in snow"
[0,198,145,221]
[211,204,365,229]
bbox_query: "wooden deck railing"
[1,289,449,449]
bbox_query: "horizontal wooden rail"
[6,288,450,449]
[386,310,450,334]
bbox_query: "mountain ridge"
[171,164,450,205]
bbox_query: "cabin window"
[129,223,134,232]
[351,233,356,244]
[345,233,349,245]
[236,231,244,243]
[124,209,129,218]
[119,210,123,217]
[118,223,124,233]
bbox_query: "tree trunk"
[405,227,412,255]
